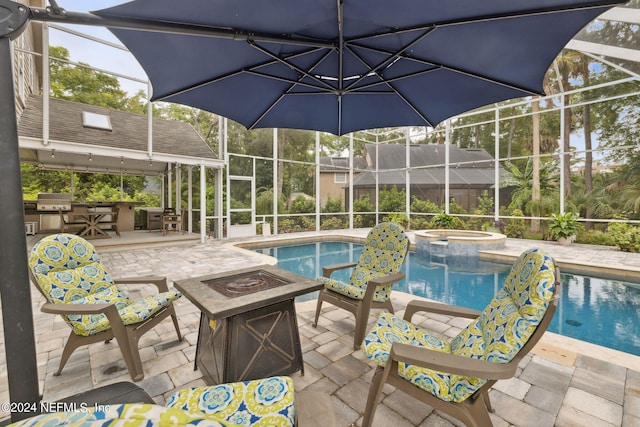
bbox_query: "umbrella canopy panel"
[95,0,625,135]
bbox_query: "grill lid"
[36,193,72,211]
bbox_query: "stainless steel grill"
[36,193,72,211]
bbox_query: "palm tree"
[501,160,559,220]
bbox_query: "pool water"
[255,241,640,356]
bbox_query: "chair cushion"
[362,248,556,403]
[29,234,116,304]
[319,222,408,302]
[9,403,242,426]
[29,234,182,337]
[319,273,390,302]
[166,376,296,427]
[67,290,182,337]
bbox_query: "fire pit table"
[174,265,323,385]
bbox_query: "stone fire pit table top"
[174,264,324,320]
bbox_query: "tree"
[501,159,559,219]
[49,46,129,110]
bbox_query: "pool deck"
[2,229,640,426]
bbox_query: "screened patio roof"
[18,95,224,176]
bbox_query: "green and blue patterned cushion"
[166,376,296,427]
[362,248,556,403]
[9,402,242,426]
[29,233,182,337]
[319,222,408,302]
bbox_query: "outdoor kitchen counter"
[175,264,323,385]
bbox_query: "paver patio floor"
[2,230,639,426]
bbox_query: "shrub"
[290,196,315,214]
[576,229,615,246]
[504,209,527,238]
[608,221,640,252]
[430,211,456,229]
[321,216,346,230]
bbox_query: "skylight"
[82,111,112,131]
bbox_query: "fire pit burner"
[203,270,291,298]
[226,277,267,293]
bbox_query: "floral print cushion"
[9,403,241,426]
[362,248,556,403]
[67,290,182,337]
[319,222,408,302]
[166,376,295,427]
[29,234,182,337]
[29,234,116,303]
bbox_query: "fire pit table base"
[175,265,322,386]
[196,299,303,384]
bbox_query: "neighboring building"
[318,156,366,206]
[350,144,504,212]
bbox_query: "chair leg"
[353,303,368,350]
[115,329,144,382]
[460,391,494,427]
[313,290,325,328]
[170,311,183,341]
[362,365,389,427]
[55,333,84,376]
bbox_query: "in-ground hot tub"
[415,229,506,258]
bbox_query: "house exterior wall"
[319,170,358,207]
[13,0,41,117]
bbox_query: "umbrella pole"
[0,13,41,422]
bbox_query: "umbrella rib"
[244,70,331,92]
[350,43,543,96]
[382,80,435,127]
[247,49,337,130]
[154,46,333,101]
[249,41,337,91]
[343,28,435,92]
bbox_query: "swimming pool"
[255,241,640,356]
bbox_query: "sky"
[48,1,148,95]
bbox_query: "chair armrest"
[368,272,405,287]
[322,262,358,278]
[114,276,169,292]
[404,299,481,322]
[41,302,115,315]
[390,342,516,380]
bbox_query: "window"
[82,112,112,131]
[334,172,346,183]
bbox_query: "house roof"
[366,143,496,169]
[352,143,502,187]
[18,95,223,175]
[319,156,367,171]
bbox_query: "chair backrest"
[447,248,557,400]
[29,233,117,305]
[350,222,409,289]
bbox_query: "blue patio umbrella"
[93,0,626,135]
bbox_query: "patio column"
[215,167,223,240]
[200,163,207,242]
[187,166,193,233]
[0,36,40,421]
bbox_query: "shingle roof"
[319,156,367,171]
[366,143,495,169]
[352,143,502,187]
[18,95,217,159]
